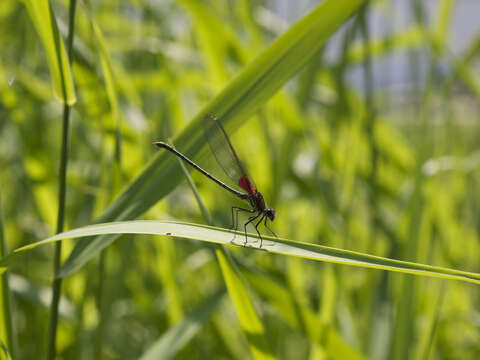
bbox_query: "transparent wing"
[202,115,256,194]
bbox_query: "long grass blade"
[3,221,480,285]
[0,194,15,359]
[216,249,275,359]
[23,0,76,104]
[45,1,77,359]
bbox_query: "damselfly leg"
[243,213,262,246]
[231,206,256,244]
[254,213,268,248]
[264,217,277,238]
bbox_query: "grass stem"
[0,193,16,358]
[46,1,77,359]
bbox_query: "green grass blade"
[391,176,424,360]
[139,290,224,360]
[216,249,275,360]
[414,282,445,360]
[59,0,366,278]
[85,4,122,164]
[433,0,455,50]
[45,0,78,358]
[4,221,480,285]
[90,21,118,126]
[178,0,238,85]
[177,155,213,226]
[0,195,15,359]
[23,0,76,105]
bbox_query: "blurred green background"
[1,0,480,359]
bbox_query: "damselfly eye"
[267,209,276,221]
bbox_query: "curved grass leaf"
[23,0,76,105]
[60,0,366,278]
[216,249,275,360]
[3,221,480,285]
[84,4,122,165]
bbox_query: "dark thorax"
[248,191,276,221]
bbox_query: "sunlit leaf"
[23,0,76,104]
[4,221,480,285]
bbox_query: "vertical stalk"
[358,6,386,358]
[94,252,106,360]
[46,1,77,359]
[392,2,429,359]
[359,3,378,250]
[0,192,16,358]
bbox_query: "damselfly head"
[266,208,276,221]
